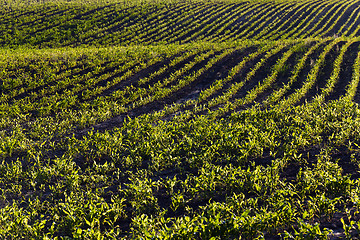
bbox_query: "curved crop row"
[0,0,359,47]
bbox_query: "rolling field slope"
[3,0,360,239]
[1,0,360,47]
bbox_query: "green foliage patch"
[2,98,360,238]
[2,0,360,238]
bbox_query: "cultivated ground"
[2,0,360,239]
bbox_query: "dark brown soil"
[254,43,314,104]
[175,4,238,43]
[246,3,296,39]
[156,3,219,43]
[281,42,327,100]
[230,47,288,102]
[327,41,360,101]
[200,2,254,40]
[298,41,346,105]
[177,46,260,118]
[326,2,360,36]
[274,1,332,40]
[223,2,276,40]
[259,0,322,39]
[304,2,348,37]
[295,2,335,37]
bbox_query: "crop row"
[1,0,360,47]
[3,39,360,140]
[1,39,360,179]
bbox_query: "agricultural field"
[3,0,360,238]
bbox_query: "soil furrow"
[298,41,346,104]
[326,41,360,101]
